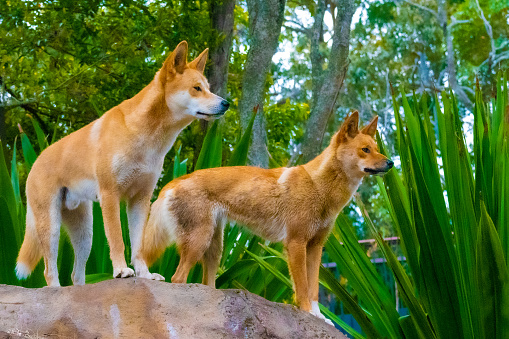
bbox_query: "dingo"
[15,41,230,286]
[140,111,393,322]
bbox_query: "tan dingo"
[140,111,393,322]
[15,41,230,286]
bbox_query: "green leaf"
[319,304,367,339]
[216,259,258,288]
[195,119,223,170]
[326,214,402,338]
[57,231,74,286]
[153,246,179,281]
[172,145,188,179]
[244,249,293,287]
[228,105,258,166]
[85,273,114,284]
[357,196,436,339]
[399,315,424,339]
[29,115,49,152]
[319,265,379,338]
[10,137,21,211]
[50,115,60,145]
[19,130,38,171]
[0,197,19,285]
[0,139,20,248]
[87,202,112,274]
[476,202,509,337]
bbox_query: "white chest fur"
[111,147,164,188]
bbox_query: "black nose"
[387,159,394,168]
[221,100,230,110]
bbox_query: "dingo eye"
[194,86,201,92]
[362,147,370,153]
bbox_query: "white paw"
[309,302,334,326]
[310,311,334,326]
[113,267,135,278]
[137,271,165,281]
[311,309,326,320]
[310,301,324,318]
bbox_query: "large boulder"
[0,278,346,338]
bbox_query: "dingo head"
[333,111,393,177]
[160,41,229,120]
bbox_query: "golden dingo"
[140,111,393,322]
[16,41,229,286]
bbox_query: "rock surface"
[0,278,346,339]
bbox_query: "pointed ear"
[162,41,188,76]
[335,111,359,144]
[188,48,208,74]
[361,116,379,137]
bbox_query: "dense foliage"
[1,74,507,339]
[1,1,509,338]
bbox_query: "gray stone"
[0,278,347,339]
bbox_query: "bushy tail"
[16,207,42,280]
[141,197,176,267]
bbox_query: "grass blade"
[195,119,222,170]
[228,105,258,166]
[18,125,38,171]
[28,114,49,151]
[357,196,436,339]
[476,202,509,337]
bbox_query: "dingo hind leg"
[171,213,215,284]
[61,200,93,286]
[202,215,225,287]
[31,189,63,287]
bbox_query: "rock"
[0,278,346,339]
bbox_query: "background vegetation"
[1,0,508,338]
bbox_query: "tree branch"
[475,0,496,65]
[1,77,50,135]
[447,18,471,29]
[285,19,309,31]
[402,0,437,17]
[282,24,310,36]
[37,45,123,81]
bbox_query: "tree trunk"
[193,0,236,168]
[300,0,356,163]
[239,0,286,168]
[310,0,326,109]
[437,0,472,110]
[207,0,236,97]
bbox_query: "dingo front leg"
[286,239,311,312]
[128,191,164,281]
[100,190,134,278]
[306,229,333,325]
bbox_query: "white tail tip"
[15,262,31,280]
